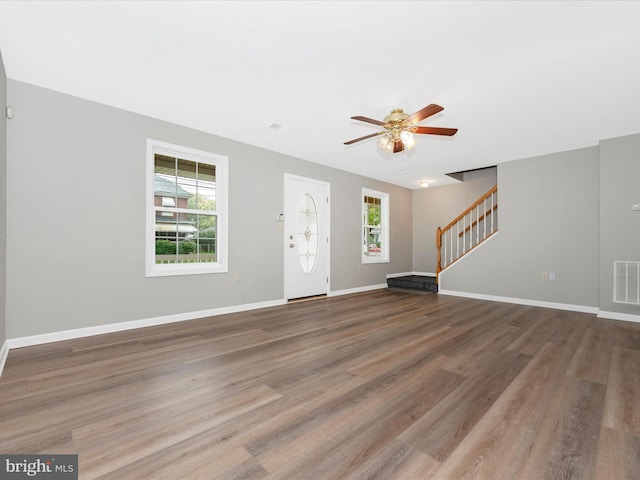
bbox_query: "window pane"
[176,158,198,206]
[154,155,178,208]
[364,227,382,256]
[196,163,216,211]
[154,154,177,175]
[364,195,381,226]
[196,214,217,263]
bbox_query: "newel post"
[436,226,442,282]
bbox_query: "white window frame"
[146,139,228,277]
[362,188,389,264]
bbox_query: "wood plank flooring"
[1,290,639,479]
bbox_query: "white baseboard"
[438,289,599,314]
[597,310,640,323]
[0,341,9,379]
[329,283,387,297]
[6,298,286,350]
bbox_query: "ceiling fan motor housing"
[383,108,409,123]
[384,109,412,140]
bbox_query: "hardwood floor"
[1,290,639,479]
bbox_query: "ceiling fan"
[344,104,458,153]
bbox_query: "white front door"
[284,174,329,300]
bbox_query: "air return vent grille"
[613,261,640,305]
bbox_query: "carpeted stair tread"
[387,275,438,293]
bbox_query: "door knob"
[289,243,295,248]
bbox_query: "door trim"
[284,173,330,300]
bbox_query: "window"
[147,139,228,276]
[161,196,176,207]
[362,188,389,263]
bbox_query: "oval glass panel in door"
[296,193,319,274]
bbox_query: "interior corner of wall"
[0,340,9,379]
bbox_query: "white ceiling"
[1,1,640,189]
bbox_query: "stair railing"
[436,185,498,280]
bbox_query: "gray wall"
[440,147,600,308]
[412,168,496,273]
[5,80,412,338]
[599,133,640,315]
[5,78,639,341]
[0,52,6,347]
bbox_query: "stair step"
[387,275,438,293]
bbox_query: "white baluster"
[443,228,447,268]
[483,197,487,239]
[449,228,453,265]
[462,214,466,254]
[443,231,447,268]
[445,229,448,268]
[475,204,479,246]
[456,220,460,259]
[491,192,495,233]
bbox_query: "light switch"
[632,203,640,211]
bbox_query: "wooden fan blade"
[406,104,444,124]
[343,131,386,145]
[393,140,404,153]
[413,126,458,136]
[350,115,386,126]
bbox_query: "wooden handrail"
[436,184,498,280]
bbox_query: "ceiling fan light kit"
[345,104,458,154]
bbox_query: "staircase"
[387,275,438,293]
[437,184,498,279]
[387,185,498,294]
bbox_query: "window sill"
[146,263,228,277]
[362,257,390,264]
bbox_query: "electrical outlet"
[235,272,241,281]
[549,272,556,280]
